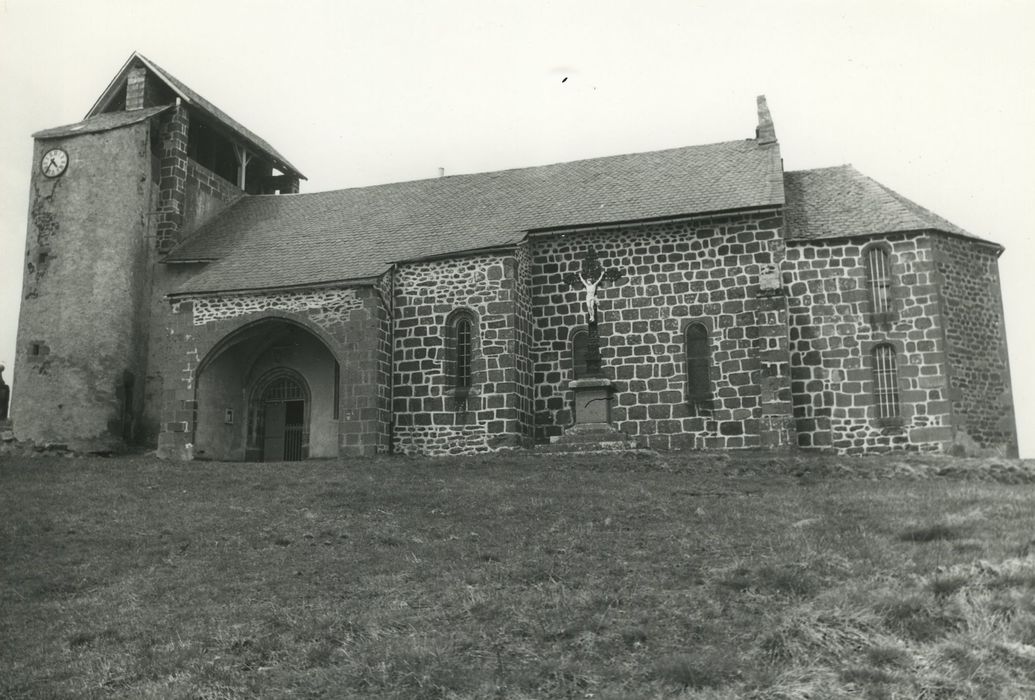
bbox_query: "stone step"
[537,421,644,454]
[535,440,644,454]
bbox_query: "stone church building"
[12,53,1017,459]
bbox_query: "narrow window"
[333,360,340,420]
[872,344,901,420]
[685,323,711,404]
[572,329,588,380]
[455,317,473,388]
[866,246,893,321]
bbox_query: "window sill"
[870,312,898,327]
[445,386,479,400]
[688,396,713,413]
[874,417,905,430]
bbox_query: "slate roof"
[33,105,171,140]
[168,138,785,294]
[783,165,990,245]
[86,52,305,179]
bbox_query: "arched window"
[572,329,588,380]
[865,245,894,324]
[685,323,711,404]
[455,316,473,388]
[444,309,479,394]
[872,344,901,421]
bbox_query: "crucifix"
[565,248,625,378]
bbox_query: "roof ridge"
[785,163,854,175]
[87,51,305,179]
[245,138,766,199]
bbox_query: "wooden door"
[263,401,286,461]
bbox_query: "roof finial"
[756,95,777,144]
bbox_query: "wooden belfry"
[564,248,624,377]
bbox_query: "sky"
[0,0,1032,455]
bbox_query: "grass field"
[2,450,1034,699]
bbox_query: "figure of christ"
[578,268,607,325]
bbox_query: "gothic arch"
[247,367,312,460]
[195,311,343,378]
[191,314,342,461]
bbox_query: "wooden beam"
[233,144,252,190]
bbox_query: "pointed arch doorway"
[251,370,310,461]
[193,317,342,461]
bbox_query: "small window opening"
[456,318,473,389]
[872,344,901,421]
[866,246,894,323]
[686,323,711,405]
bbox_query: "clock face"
[40,149,68,178]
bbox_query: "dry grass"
[1,450,1034,698]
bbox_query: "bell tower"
[11,53,305,452]
[12,106,159,451]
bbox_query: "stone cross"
[564,248,624,325]
[565,249,625,377]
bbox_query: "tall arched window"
[865,245,894,324]
[444,309,478,396]
[872,344,901,421]
[685,323,711,405]
[455,316,473,389]
[571,329,588,380]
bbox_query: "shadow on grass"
[897,524,966,543]
[653,648,741,689]
[718,564,821,598]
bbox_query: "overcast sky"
[1,0,1032,454]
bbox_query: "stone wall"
[392,252,532,455]
[785,234,954,454]
[156,106,189,253]
[529,211,792,450]
[12,123,154,452]
[191,288,363,326]
[183,160,242,233]
[513,242,536,443]
[930,234,1017,455]
[155,286,383,460]
[375,271,394,452]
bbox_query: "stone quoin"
[9,52,1017,459]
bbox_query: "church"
[11,53,1018,459]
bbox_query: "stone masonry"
[784,233,997,454]
[931,235,1016,454]
[156,286,385,459]
[530,210,794,451]
[391,253,533,455]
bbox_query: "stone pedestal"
[541,377,640,452]
[569,377,613,425]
